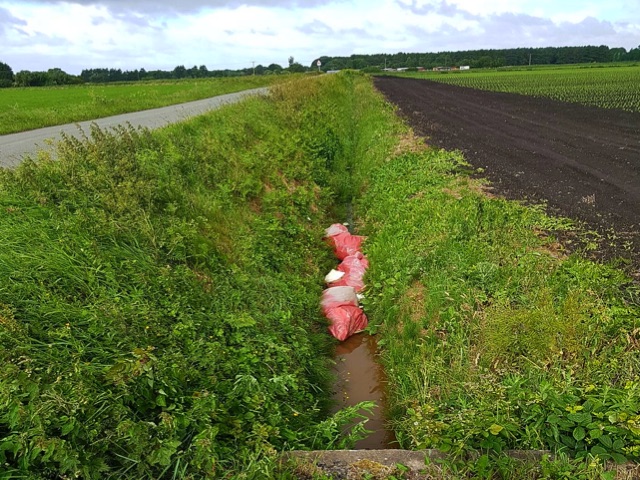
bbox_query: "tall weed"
[0,74,380,477]
[357,130,640,467]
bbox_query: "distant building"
[433,66,470,72]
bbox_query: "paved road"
[0,87,269,168]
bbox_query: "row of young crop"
[398,64,640,113]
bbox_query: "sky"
[1,0,639,74]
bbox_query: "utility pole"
[252,61,255,75]
[529,53,532,66]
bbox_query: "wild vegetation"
[357,131,640,476]
[0,73,389,478]
[393,64,640,113]
[0,75,286,135]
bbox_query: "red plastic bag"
[324,223,349,237]
[322,225,369,341]
[327,252,369,292]
[324,223,365,260]
[321,286,358,316]
[331,232,365,260]
[326,305,368,341]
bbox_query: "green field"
[394,64,640,112]
[0,75,288,135]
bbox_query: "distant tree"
[288,56,295,67]
[172,65,187,79]
[625,46,640,61]
[46,68,70,85]
[351,57,367,69]
[0,61,14,88]
[13,68,79,87]
[317,45,627,72]
[324,58,346,70]
[474,56,493,68]
[186,65,199,78]
[288,62,306,73]
[268,63,283,73]
[14,70,48,87]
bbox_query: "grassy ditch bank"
[357,127,640,474]
[0,75,289,135]
[0,73,390,478]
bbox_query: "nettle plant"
[403,378,640,463]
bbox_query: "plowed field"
[374,76,640,270]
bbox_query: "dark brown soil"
[373,76,640,272]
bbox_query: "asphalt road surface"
[0,87,268,168]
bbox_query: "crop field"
[394,64,640,112]
[0,75,286,135]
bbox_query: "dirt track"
[374,76,640,270]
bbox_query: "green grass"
[2,68,638,478]
[392,64,640,112]
[356,126,640,475]
[0,72,385,478]
[0,75,289,135]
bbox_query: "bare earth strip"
[374,76,640,268]
[0,87,268,168]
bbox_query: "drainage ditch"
[324,204,396,449]
[332,332,397,449]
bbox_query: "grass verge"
[0,72,385,478]
[0,75,289,135]
[353,85,640,477]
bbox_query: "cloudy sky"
[1,0,639,74]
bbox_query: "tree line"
[0,56,315,88]
[1,46,639,88]
[0,61,295,88]
[316,45,640,71]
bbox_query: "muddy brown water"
[332,332,397,449]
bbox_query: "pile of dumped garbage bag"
[322,224,368,341]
